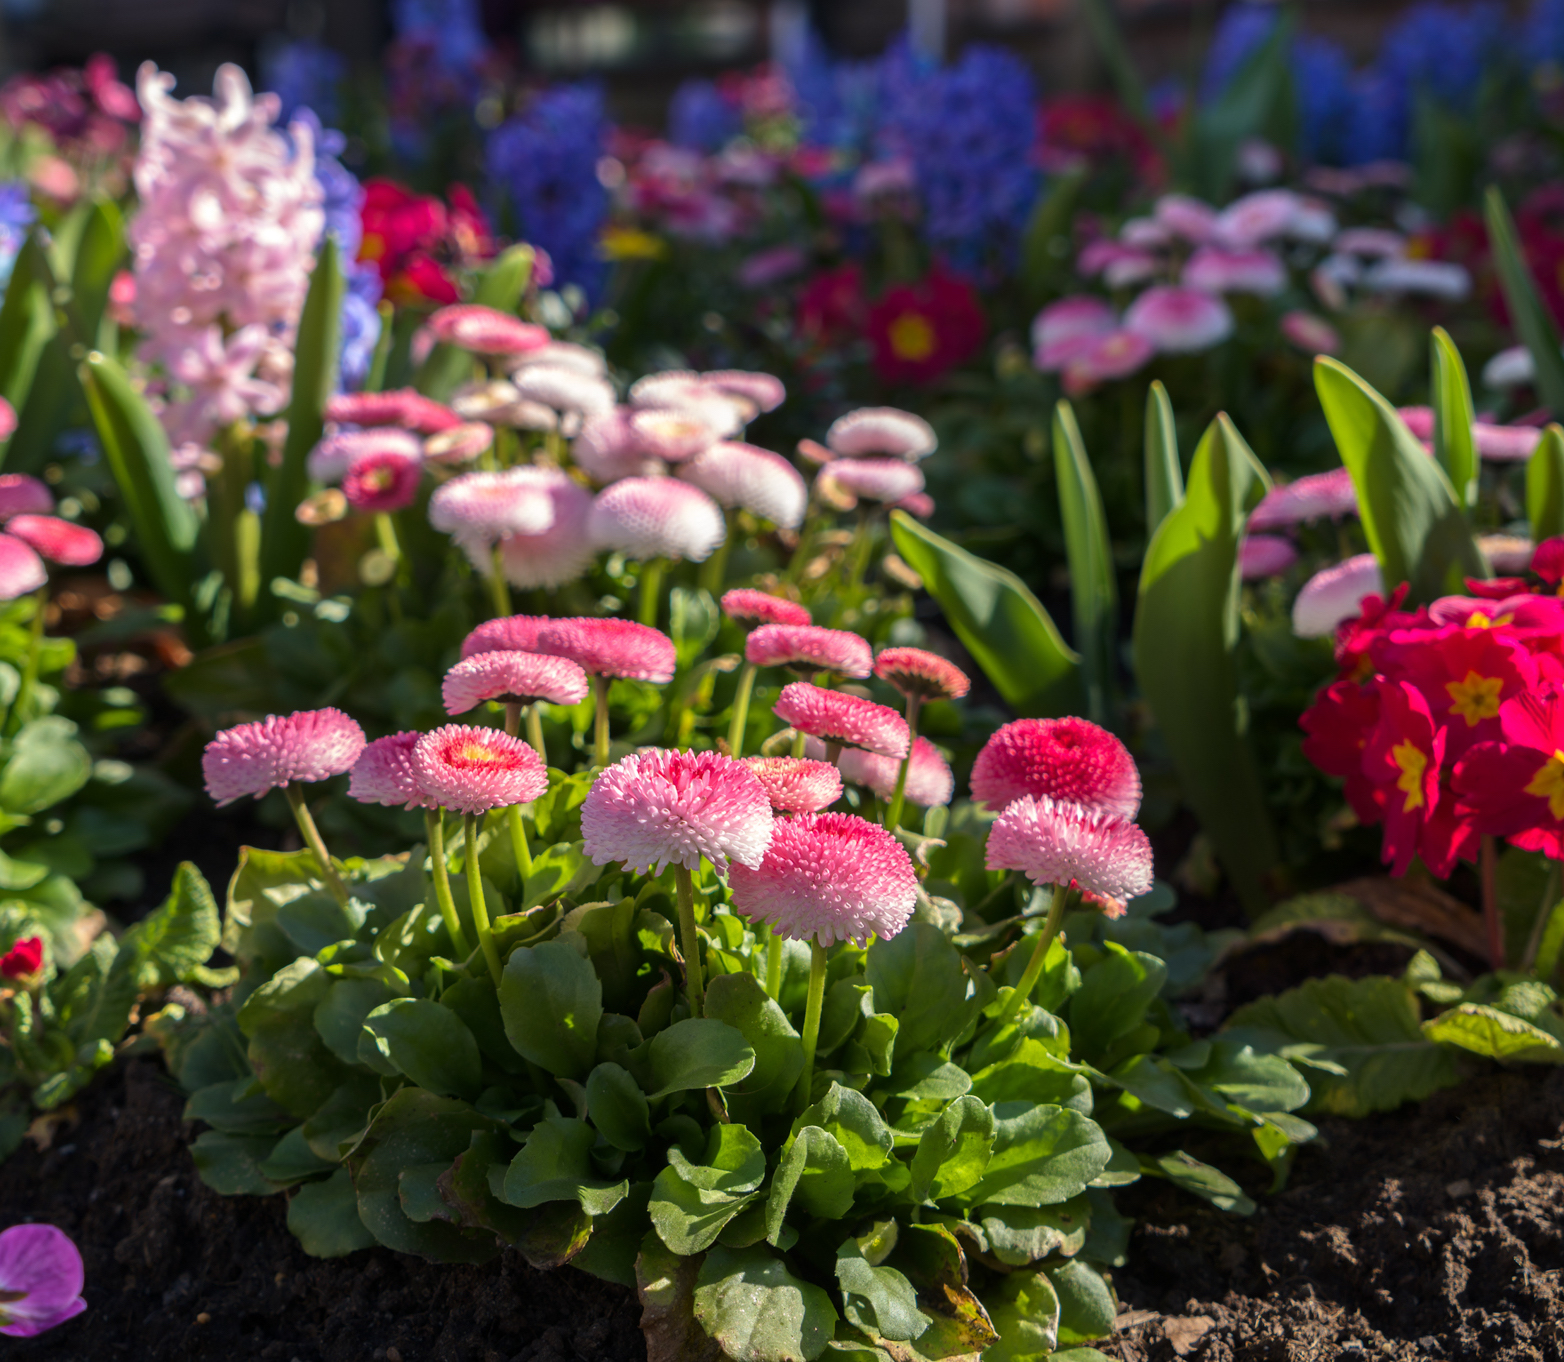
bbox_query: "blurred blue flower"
[260,38,345,125]
[1200,3,1281,103]
[0,182,35,291]
[1528,0,1564,68]
[391,0,489,77]
[486,83,610,301]
[1293,36,1357,165]
[669,79,743,152]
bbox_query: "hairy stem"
[766,933,783,1000]
[793,940,828,1113]
[638,558,664,628]
[991,885,1073,1032]
[285,784,351,910]
[726,661,758,758]
[674,863,704,1017]
[884,697,922,832]
[506,804,533,883]
[424,808,472,959]
[592,674,611,768]
[464,813,503,985]
[488,545,512,618]
[525,703,547,760]
[503,702,521,738]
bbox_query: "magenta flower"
[4,517,102,569]
[773,682,909,758]
[428,304,550,357]
[728,811,917,946]
[1153,193,1218,243]
[581,748,774,874]
[1248,467,1357,532]
[342,450,422,513]
[818,458,924,506]
[0,936,42,980]
[0,1224,86,1337]
[721,588,810,630]
[677,441,808,530]
[1279,311,1341,356]
[1060,331,1154,395]
[349,732,434,809]
[1292,553,1384,638]
[1212,189,1301,248]
[1239,533,1299,580]
[461,614,550,659]
[202,708,365,806]
[309,428,424,483]
[496,469,598,589]
[744,756,843,814]
[971,716,1141,819]
[537,617,677,683]
[324,389,462,434]
[747,624,872,678]
[423,422,495,465]
[985,794,1154,912]
[412,724,549,815]
[825,407,936,462]
[588,476,726,563]
[0,475,53,520]
[873,646,970,703]
[442,651,589,714]
[1124,286,1234,354]
[836,736,954,809]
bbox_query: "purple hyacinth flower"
[0,1223,87,1337]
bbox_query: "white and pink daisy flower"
[971,716,1141,819]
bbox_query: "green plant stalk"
[463,813,503,985]
[726,661,758,757]
[4,587,47,736]
[842,509,875,594]
[488,545,512,618]
[506,804,533,881]
[365,301,394,392]
[766,933,783,1000]
[424,809,472,958]
[1482,834,1503,970]
[793,939,828,1113]
[592,674,611,767]
[699,511,734,594]
[790,729,806,758]
[884,696,922,831]
[284,785,351,911]
[674,863,704,1017]
[374,511,401,564]
[638,558,664,628]
[784,507,820,584]
[525,704,547,760]
[991,884,1073,1032]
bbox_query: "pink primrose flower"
[342,450,422,513]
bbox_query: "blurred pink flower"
[0,474,52,519]
[703,370,785,414]
[1124,286,1234,353]
[721,588,810,630]
[1280,311,1341,355]
[428,304,549,356]
[325,389,462,434]
[825,407,936,461]
[738,244,806,289]
[1031,296,1117,371]
[1213,189,1299,247]
[349,732,434,809]
[0,535,46,599]
[1239,533,1299,580]
[1061,330,1154,395]
[773,682,909,758]
[442,650,589,713]
[1154,193,1218,243]
[819,458,924,505]
[497,468,598,589]
[5,515,103,566]
[1292,552,1383,637]
[0,1223,87,1338]
[678,441,807,529]
[1183,246,1286,296]
[573,409,662,485]
[1248,467,1357,531]
[537,616,677,683]
[429,467,556,556]
[165,324,286,443]
[589,476,726,562]
[342,449,422,513]
[746,623,872,678]
[873,647,970,702]
[836,736,955,808]
[422,422,494,465]
[308,428,424,483]
[461,614,549,659]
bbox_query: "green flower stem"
[765,933,783,1000]
[503,702,522,738]
[842,509,875,594]
[793,939,828,1113]
[284,784,351,911]
[506,803,534,882]
[674,863,704,1017]
[884,696,923,832]
[464,813,503,985]
[488,545,513,618]
[4,587,47,737]
[592,674,611,768]
[365,301,394,392]
[638,558,664,628]
[784,508,820,584]
[699,511,734,594]
[791,729,806,758]
[992,885,1073,1032]
[525,704,547,760]
[374,511,401,563]
[726,661,758,758]
[424,809,472,959]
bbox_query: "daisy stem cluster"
[283,784,351,910]
[463,813,503,984]
[993,884,1077,1032]
[638,559,664,628]
[423,809,472,958]
[884,695,923,832]
[792,939,829,1114]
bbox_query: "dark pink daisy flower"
[826,407,936,462]
[5,516,103,566]
[835,736,955,808]
[537,617,677,683]
[202,708,366,806]
[0,535,45,599]
[461,614,550,659]
[728,811,917,946]
[581,747,774,874]
[896,492,935,520]
[428,304,550,357]
[721,588,811,630]
[773,682,909,758]
[677,441,808,529]
[971,716,1141,819]
[412,724,549,815]
[743,756,843,814]
[985,794,1153,913]
[747,624,873,678]
[0,474,52,520]
[442,651,590,713]
[342,450,423,513]
[349,732,435,809]
[0,397,15,445]
[873,646,970,702]
[324,388,462,434]
[588,476,726,563]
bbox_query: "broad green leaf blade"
[1131,413,1279,914]
[499,939,603,1080]
[362,997,484,1099]
[1430,328,1478,509]
[1314,356,1485,602]
[1485,186,1564,418]
[0,235,55,423]
[1185,13,1295,203]
[889,510,1083,717]
[1020,166,1086,303]
[1142,1150,1255,1215]
[71,197,126,344]
[1052,400,1117,724]
[1143,379,1183,537]
[1422,1003,1563,1061]
[415,243,535,402]
[1076,0,1151,126]
[260,236,344,602]
[79,349,200,611]
[646,1017,755,1098]
[1527,425,1564,541]
[288,1167,379,1258]
[693,1245,839,1362]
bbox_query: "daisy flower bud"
[442,651,590,714]
[203,708,366,806]
[836,736,955,808]
[985,794,1153,913]
[721,588,810,630]
[774,682,909,758]
[747,624,873,678]
[873,646,970,702]
[826,407,937,462]
[678,441,808,529]
[728,811,917,946]
[349,732,435,809]
[412,724,549,815]
[581,748,774,875]
[537,616,677,683]
[744,756,843,814]
[428,304,550,357]
[971,716,1141,819]
[461,614,550,659]
[588,476,726,563]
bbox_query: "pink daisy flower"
[1280,311,1341,356]
[508,340,607,377]
[461,614,550,659]
[1124,286,1234,353]
[1183,246,1287,296]
[308,428,424,484]
[873,646,970,702]
[0,474,53,519]
[825,407,936,462]
[5,516,104,566]
[341,450,422,513]
[832,735,955,808]
[429,467,556,549]
[411,724,549,815]
[423,422,495,464]
[324,389,462,434]
[818,458,925,505]
[1239,533,1299,580]
[496,469,598,589]
[442,650,590,713]
[588,476,726,563]
[728,811,917,946]
[743,756,843,814]
[1031,296,1117,371]
[985,794,1154,912]
[0,536,46,599]
[509,365,616,419]
[573,409,661,485]
[1154,193,1218,243]
[428,304,550,357]
[747,623,872,678]
[1060,330,1155,395]
[627,407,721,463]
[1247,467,1357,532]
[1292,553,1383,638]
[202,708,366,806]
[897,492,935,520]
[581,747,774,874]
[773,682,909,758]
[970,716,1141,819]
[628,372,747,436]
[721,588,811,630]
[0,397,15,444]
[537,616,677,683]
[349,732,434,809]
[702,370,785,414]
[677,441,808,530]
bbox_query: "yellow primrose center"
[1445,670,1504,726]
[1525,750,1564,820]
[1392,739,1427,812]
[889,312,937,361]
[1465,611,1514,629]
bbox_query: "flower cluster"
[358,180,494,306]
[0,468,104,599]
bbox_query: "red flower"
[866,267,985,387]
[797,263,866,345]
[1534,537,1564,589]
[359,180,494,306]
[1383,627,1538,758]
[1299,678,1383,826]
[1333,584,1413,680]
[1361,681,1446,876]
[1455,686,1564,859]
[0,935,42,979]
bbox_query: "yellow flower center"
[1465,611,1514,629]
[1525,750,1564,820]
[1445,670,1504,726]
[888,312,937,361]
[1392,739,1428,813]
[461,743,503,762]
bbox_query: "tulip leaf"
[1485,186,1564,418]
[889,510,1084,717]
[1143,379,1183,537]
[1053,400,1117,724]
[0,235,55,424]
[1527,425,1564,541]
[1131,412,1279,914]
[1430,327,1478,509]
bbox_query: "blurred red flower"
[359,180,495,306]
[865,266,985,387]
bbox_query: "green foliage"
[1429,328,1477,510]
[1485,187,1564,419]
[1142,381,1183,539]
[1052,402,1117,724]
[1527,426,1564,542]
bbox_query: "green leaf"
[650,1124,765,1254]
[866,923,980,1056]
[1144,379,1184,537]
[909,1095,994,1203]
[570,1182,653,1286]
[587,1061,652,1151]
[71,198,125,342]
[502,1109,628,1215]
[796,1083,893,1172]
[1143,1151,1255,1215]
[1422,1003,1564,1061]
[693,1244,839,1362]
[258,1125,338,1186]
[79,349,199,612]
[260,237,344,601]
[1315,355,1485,602]
[1076,0,1152,127]
[1046,1259,1117,1344]
[704,971,804,1123]
[1527,425,1564,542]
[119,861,221,989]
[184,1077,291,1135]
[766,1126,854,1240]
[1430,328,1478,508]
[1053,400,1117,724]
[301,1074,383,1161]
[984,1267,1061,1362]
[362,997,483,1099]
[645,1017,755,1099]
[499,939,603,1080]
[1068,943,1167,1067]
[835,1241,930,1344]
[237,958,351,1118]
[1131,412,1278,914]
[1185,11,1294,202]
[889,510,1082,717]
[312,977,394,1068]
[1020,166,1086,303]
[524,842,598,912]
[977,1197,1090,1266]
[190,1129,280,1196]
[637,1233,728,1362]
[0,716,91,815]
[1485,186,1564,418]
[0,236,56,422]
[960,1103,1111,1209]
[415,244,534,401]
[288,1167,378,1258]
